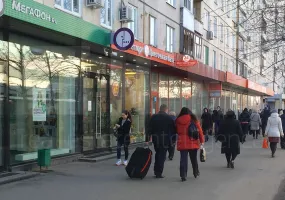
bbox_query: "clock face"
[0,0,4,17]
[114,28,134,51]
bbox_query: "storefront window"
[220,90,226,113]
[159,75,168,107]
[182,81,192,110]
[109,61,123,146]
[201,83,209,110]
[0,32,7,167]
[242,94,248,109]
[151,72,159,114]
[125,64,149,143]
[192,82,202,118]
[225,91,231,111]
[9,34,79,164]
[169,77,181,115]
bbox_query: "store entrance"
[82,72,108,152]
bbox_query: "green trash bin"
[38,149,51,168]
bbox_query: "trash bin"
[37,149,51,168]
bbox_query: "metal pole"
[235,0,240,75]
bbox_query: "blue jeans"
[117,142,129,160]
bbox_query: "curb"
[0,172,40,186]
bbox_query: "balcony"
[181,7,194,32]
[194,19,203,35]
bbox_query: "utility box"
[37,149,51,168]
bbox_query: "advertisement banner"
[33,88,46,121]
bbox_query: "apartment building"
[0,0,275,171]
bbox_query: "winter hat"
[271,109,278,114]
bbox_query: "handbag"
[200,147,206,162]
[262,138,268,149]
[113,128,118,138]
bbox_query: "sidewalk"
[0,137,284,200]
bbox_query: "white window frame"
[128,4,138,39]
[220,23,224,42]
[184,0,192,12]
[149,16,157,46]
[213,17,217,38]
[55,0,81,17]
[204,9,210,30]
[166,0,175,7]
[221,0,224,11]
[226,28,229,46]
[220,54,223,70]
[100,0,113,30]
[213,50,217,68]
[166,25,174,53]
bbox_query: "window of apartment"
[182,29,195,56]
[204,46,209,65]
[55,0,81,16]
[225,57,228,71]
[166,25,174,52]
[100,0,112,29]
[195,35,202,59]
[128,5,138,39]
[221,0,224,11]
[213,17,217,37]
[204,10,210,30]
[232,33,235,50]
[167,0,175,7]
[184,0,192,11]
[226,28,229,46]
[149,16,157,46]
[220,23,224,42]
[213,50,217,68]
[220,54,223,70]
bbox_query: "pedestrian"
[201,108,212,142]
[216,111,243,169]
[239,108,250,142]
[176,107,204,181]
[265,109,284,157]
[250,109,262,139]
[147,104,176,178]
[115,110,132,166]
[279,109,283,116]
[212,106,224,135]
[168,111,177,160]
[280,110,285,133]
[261,107,270,137]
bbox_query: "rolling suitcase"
[126,147,152,179]
[281,137,285,149]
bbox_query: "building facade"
[0,0,275,171]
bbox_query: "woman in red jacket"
[176,107,204,181]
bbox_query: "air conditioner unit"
[120,6,133,23]
[86,0,104,8]
[207,31,214,40]
[247,36,251,42]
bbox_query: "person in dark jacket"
[261,107,271,137]
[114,110,132,166]
[217,111,243,169]
[147,104,176,178]
[212,106,224,135]
[168,111,177,160]
[201,108,212,142]
[281,110,285,132]
[239,108,250,142]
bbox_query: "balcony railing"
[194,19,203,35]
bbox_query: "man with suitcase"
[147,104,176,178]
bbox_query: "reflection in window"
[125,65,149,143]
[9,34,80,164]
[169,77,181,115]
[182,81,191,110]
[159,75,168,107]
[192,82,202,118]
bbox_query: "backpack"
[188,121,199,140]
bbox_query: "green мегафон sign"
[4,0,111,47]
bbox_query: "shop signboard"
[113,28,134,51]
[111,41,175,66]
[33,88,47,121]
[4,0,111,46]
[175,55,198,67]
[209,82,222,98]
